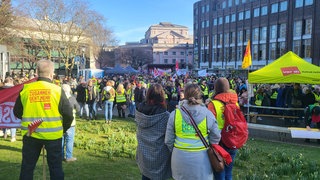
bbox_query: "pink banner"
[0,78,36,128]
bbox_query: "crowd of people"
[2,65,320,179]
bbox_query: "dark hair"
[146,83,166,109]
[313,106,320,116]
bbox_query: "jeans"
[129,101,136,116]
[104,100,113,120]
[213,147,238,180]
[2,128,16,137]
[62,126,75,159]
[20,136,64,180]
[79,102,89,118]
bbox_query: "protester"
[165,83,221,180]
[126,82,136,118]
[115,83,127,118]
[86,79,98,120]
[304,104,320,143]
[102,80,115,123]
[13,59,73,180]
[135,83,172,180]
[134,81,147,108]
[76,81,89,120]
[62,84,80,162]
[207,77,239,180]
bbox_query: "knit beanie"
[214,77,230,95]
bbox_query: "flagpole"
[246,68,250,122]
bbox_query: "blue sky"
[90,0,198,45]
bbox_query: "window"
[279,1,288,12]
[213,35,217,46]
[202,21,205,28]
[164,59,168,64]
[238,12,244,20]
[222,1,226,8]
[295,0,303,8]
[270,25,277,39]
[261,6,268,16]
[259,44,266,60]
[260,27,267,41]
[237,46,243,61]
[172,51,176,55]
[293,40,301,56]
[245,10,250,19]
[253,28,259,41]
[305,0,313,6]
[164,51,168,55]
[225,15,230,23]
[303,39,311,58]
[279,23,286,38]
[279,42,286,56]
[206,4,210,12]
[242,0,246,3]
[244,29,250,42]
[237,30,243,43]
[224,33,229,44]
[180,51,185,55]
[231,47,236,61]
[269,43,277,60]
[213,18,217,26]
[172,59,176,64]
[201,6,205,13]
[271,3,278,13]
[254,8,260,17]
[305,19,312,35]
[230,32,236,44]
[235,0,240,5]
[253,44,259,60]
[206,20,209,27]
[228,0,233,7]
[218,33,223,45]
[293,20,302,37]
[213,48,217,62]
[219,17,223,25]
[231,13,236,22]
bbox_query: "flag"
[242,40,252,69]
[175,60,179,71]
[0,78,37,128]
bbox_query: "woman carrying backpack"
[207,77,240,180]
[102,80,115,123]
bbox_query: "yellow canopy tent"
[248,51,320,84]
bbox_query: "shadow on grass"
[0,144,21,153]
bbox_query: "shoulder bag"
[180,106,225,172]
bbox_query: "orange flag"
[242,40,252,69]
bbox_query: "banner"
[0,78,36,128]
[242,40,252,69]
[198,69,207,77]
[175,60,179,71]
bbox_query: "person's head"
[87,79,93,86]
[146,83,166,108]
[36,59,55,80]
[4,76,13,86]
[213,77,230,96]
[116,83,124,93]
[184,84,203,105]
[179,90,185,100]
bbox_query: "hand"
[306,126,311,131]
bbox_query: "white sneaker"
[11,138,16,142]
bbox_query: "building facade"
[116,22,194,73]
[194,0,319,74]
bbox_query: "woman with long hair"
[165,83,221,180]
[136,83,172,180]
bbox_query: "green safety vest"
[270,91,278,99]
[174,109,208,151]
[201,85,209,96]
[20,81,63,140]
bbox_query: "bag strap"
[180,106,210,148]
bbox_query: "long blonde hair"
[116,83,124,94]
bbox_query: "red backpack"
[214,99,249,149]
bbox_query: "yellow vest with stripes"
[116,90,126,103]
[211,100,225,130]
[20,81,63,140]
[174,109,208,151]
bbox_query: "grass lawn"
[0,117,319,179]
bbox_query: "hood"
[177,100,208,125]
[214,92,238,104]
[135,110,169,128]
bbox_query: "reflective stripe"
[116,91,126,102]
[21,126,63,132]
[22,117,60,122]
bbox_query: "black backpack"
[105,90,111,100]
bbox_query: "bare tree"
[12,0,115,76]
[116,47,153,69]
[0,0,14,44]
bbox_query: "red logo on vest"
[281,67,301,76]
[44,103,51,110]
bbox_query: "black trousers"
[20,136,64,180]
